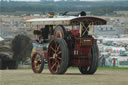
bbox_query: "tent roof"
[0,36,4,41]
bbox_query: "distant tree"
[0,1,128,16]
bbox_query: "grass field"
[0,67,128,85]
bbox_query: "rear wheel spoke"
[57,56,61,60]
[57,51,62,55]
[56,45,60,52]
[56,63,60,72]
[54,41,58,50]
[49,56,55,60]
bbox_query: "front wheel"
[78,43,99,74]
[48,38,69,74]
[32,52,44,73]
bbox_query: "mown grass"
[0,67,128,85]
[98,67,128,70]
[17,65,128,71]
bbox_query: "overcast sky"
[12,0,40,1]
[1,0,127,2]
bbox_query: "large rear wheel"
[48,38,69,74]
[78,43,99,74]
[32,52,44,73]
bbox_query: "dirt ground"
[0,68,128,85]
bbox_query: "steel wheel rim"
[32,53,42,73]
[48,40,62,73]
[55,31,64,38]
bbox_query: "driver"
[39,25,49,43]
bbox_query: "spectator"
[113,58,116,67]
[101,55,106,67]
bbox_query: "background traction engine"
[31,17,106,74]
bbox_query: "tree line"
[0,1,128,16]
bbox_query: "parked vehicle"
[0,35,33,69]
[26,15,107,74]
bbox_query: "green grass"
[1,67,128,85]
[98,67,128,70]
[17,65,128,70]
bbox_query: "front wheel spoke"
[37,58,41,61]
[35,65,40,70]
[35,57,40,63]
[38,60,41,64]
[34,60,41,66]
[34,60,37,64]
[36,55,40,59]
[34,60,37,63]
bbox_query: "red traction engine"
[27,16,107,74]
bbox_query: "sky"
[1,0,127,2]
[12,0,40,1]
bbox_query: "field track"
[0,67,128,85]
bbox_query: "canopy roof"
[0,36,4,41]
[26,16,107,25]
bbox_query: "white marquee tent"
[0,36,4,41]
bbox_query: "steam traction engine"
[26,16,106,74]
